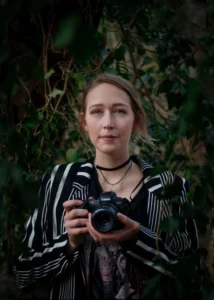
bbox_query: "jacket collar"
[73,155,153,187]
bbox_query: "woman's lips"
[99,135,117,141]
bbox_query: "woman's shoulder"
[135,156,188,195]
[41,158,93,184]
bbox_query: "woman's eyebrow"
[89,103,129,109]
[112,103,129,107]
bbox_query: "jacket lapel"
[69,158,94,201]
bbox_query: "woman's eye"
[91,110,102,114]
[114,109,126,114]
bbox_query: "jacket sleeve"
[13,165,80,290]
[121,173,199,275]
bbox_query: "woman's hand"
[63,200,89,251]
[86,212,140,243]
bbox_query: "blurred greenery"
[0,0,214,299]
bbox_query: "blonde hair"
[78,73,155,148]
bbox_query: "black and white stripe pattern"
[13,156,198,299]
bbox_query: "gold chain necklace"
[98,161,132,188]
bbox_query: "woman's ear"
[79,112,88,131]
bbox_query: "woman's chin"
[95,144,124,156]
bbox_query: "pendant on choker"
[95,156,131,171]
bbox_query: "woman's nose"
[103,113,114,129]
[104,123,114,129]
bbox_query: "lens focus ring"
[91,206,117,233]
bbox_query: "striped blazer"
[14,156,198,299]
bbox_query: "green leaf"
[37,112,44,121]
[45,69,55,79]
[22,110,44,129]
[72,73,85,87]
[49,88,64,98]
[43,122,49,137]
[160,217,180,233]
[22,120,37,129]
[142,275,161,297]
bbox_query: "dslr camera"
[82,191,132,233]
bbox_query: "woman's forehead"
[86,83,131,106]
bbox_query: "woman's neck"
[94,151,130,170]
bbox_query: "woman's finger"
[67,227,88,236]
[117,213,140,232]
[64,218,88,229]
[63,200,83,213]
[64,208,88,221]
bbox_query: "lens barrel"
[91,205,117,233]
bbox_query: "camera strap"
[130,176,144,200]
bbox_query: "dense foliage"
[0,0,214,298]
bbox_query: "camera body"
[82,191,132,233]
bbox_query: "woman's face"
[81,83,136,156]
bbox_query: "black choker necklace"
[95,156,131,171]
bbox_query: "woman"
[14,73,199,299]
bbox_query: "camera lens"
[92,206,116,233]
